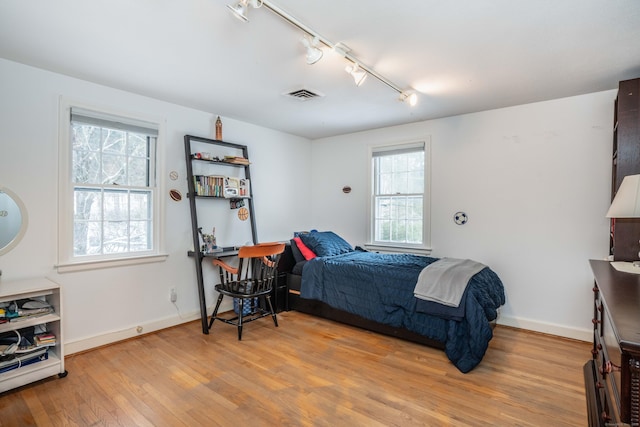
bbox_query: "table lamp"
[606,174,640,270]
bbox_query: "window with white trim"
[369,141,430,250]
[58,102,164,271]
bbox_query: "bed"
[282,231,505,373]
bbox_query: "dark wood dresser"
[585,260,640,426]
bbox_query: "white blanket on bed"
[414,258,486,307]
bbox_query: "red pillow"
[293,237,316,260]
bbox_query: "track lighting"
[400,91,418,106]
[300,35,323,65]
[227,0,262,22]
[345,63,367,87]
[227,0,417,106]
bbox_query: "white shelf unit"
[0,277,66,393]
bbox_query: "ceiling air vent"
[284,88,324,101]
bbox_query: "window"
[369,141,430,252]
[58,101,165,271]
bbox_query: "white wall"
[0,56,617,349]
[0,58,312,352]
[310,91,615,341]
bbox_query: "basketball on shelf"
[238,207,249,221]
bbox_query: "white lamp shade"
[606,174,640,218]
[345,64,367,86]
[306,47,323,64]
[301,36,323,65]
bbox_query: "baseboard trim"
[65,300,233,355]
[65,305,591,355]
[497,314,591,342]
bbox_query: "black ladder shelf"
[184,134,257,334]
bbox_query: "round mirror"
[0,187,28,255]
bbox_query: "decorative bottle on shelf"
[215,116,223,140]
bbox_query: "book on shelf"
[34,332,57,347]
[222,156,250,165]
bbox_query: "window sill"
[55,253,169,273]
[363,244,432,255]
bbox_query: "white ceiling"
[1,0,639,139]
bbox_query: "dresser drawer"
[584,360,603,427]
[589,283,624,425]
[587,342,623,425]
[601,301,623,416]
[584,359,621,427]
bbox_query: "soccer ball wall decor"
[454,211,468,225]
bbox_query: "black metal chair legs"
[208,293,279,340]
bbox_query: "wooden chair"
[208,242,285,340]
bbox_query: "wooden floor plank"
[0,311,590,426]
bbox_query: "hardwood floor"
[0,311,590,426]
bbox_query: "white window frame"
[57,97,167,272]
[366,138,431,255]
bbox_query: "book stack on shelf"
[34,332,56,347]
[193,175,225,197]
[193,175,250,198]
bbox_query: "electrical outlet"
[170,288,177,303]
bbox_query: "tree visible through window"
[70,111,157,257]
[372,143,425,245]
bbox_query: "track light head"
[345,63,367,86]
[301,35,323,65]
[399,91,418,106]
[227,0,249,21]
[227,0,262,22]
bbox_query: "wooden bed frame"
[279,244,445,350]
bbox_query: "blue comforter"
[299,251,505,373]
